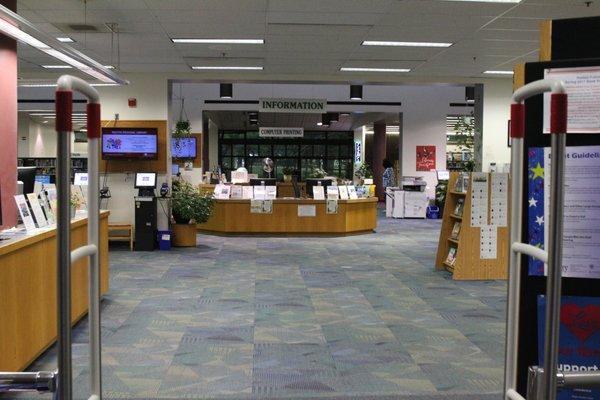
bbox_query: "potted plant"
[171,180,215,247]
[354,162,373,184]
[309,167,327,179]
[70,193,82,219]
[282,166,294,183]
[172,98,192,153]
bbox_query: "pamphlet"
[453,198,464,217]
[446,246,457,266]
[327,186,339,200]
[326,199,338,214]
[242,186,254,199]
[230,185,243,199]
[298,204,316,217]
[338,185,349,200]
[356,186,367,198]
[14,195,37,232]
[253,186,266,200]
[450,221,461,239]
[265,185,277,200]
[312,186,325,200]
[347,185,358,200]
[40,189,55,224]
[45,188,58,221]
[26,193,48,228]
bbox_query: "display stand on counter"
[434,171,510,280]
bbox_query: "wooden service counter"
[0,211,110,371]
[198,198,378,235]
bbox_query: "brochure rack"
[435,171,510,280]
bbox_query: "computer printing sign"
[538,296,600,400]
[259,127,304,138]
[259,98,326,114]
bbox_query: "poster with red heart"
[538,296,600,400]
[416,145,436,171]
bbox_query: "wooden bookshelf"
[435,171,510,280]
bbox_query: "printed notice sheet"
[480,225,498,259]
[544,66,600,133]
[490,173,508,227]
[470,173,489,227]
[532,145,600,278]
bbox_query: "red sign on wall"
[416,145,436,171]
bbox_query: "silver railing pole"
[0,371,57,392]
[55,87,73,400]
[56,75,102,400]
[504,78,567,400]
[541,89,568,400]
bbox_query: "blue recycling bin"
[426,205,440,219]
[157,230,172,250]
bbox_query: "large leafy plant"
[171,180,214,224]
[354,162,373,179]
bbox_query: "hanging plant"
[173,96,192,155]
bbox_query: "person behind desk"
[382,158,396,189]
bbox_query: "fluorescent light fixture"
[19,83,57,87]
[317,122,323,126]
[191,66,263,70]
[42,65,72,69]
[362,40,452,47]
[484,70,514,75]
[172,38,264,44]
[0,4,127,84]
[104,65,115,69]
[341,67,411,73]
[443,0,520,2]
[56,37,74,43]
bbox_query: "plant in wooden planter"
[171,180,214,246]
[282,166,294,183]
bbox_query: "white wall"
[482,79,513,172]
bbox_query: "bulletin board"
[516,57,600,395]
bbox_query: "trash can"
[157,230,172,250]
[426,205,440,219]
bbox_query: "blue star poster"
[528,147,546,275]
[538,296,600,400]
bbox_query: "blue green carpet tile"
[9,217,506,399]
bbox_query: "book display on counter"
[434,171,510,280]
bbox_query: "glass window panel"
[287,145,299,156]
[221,144,231,156]
[222,157,232,169]
[314,145,326,157]
[328,145,339,158]
[306,131,326,140]
[233,144,245,156]
[301,145,312,156]
[246,131,260,139]
[259,144,272,157]
[233,157,244,169]
[247,144,259,157]
[223,132,245,139]
[274,144,285,157]
[328,131,350,140]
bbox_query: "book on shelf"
[450,221,461,239]
[453,198,465,216]
[446,246,457,266]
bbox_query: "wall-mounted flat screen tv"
[102,127,158,160]
[171,137,197,159]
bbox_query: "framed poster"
[416,145,436,171]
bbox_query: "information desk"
[0,211,110,372]
[198,198,378,235]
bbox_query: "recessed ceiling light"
[172,38,264,44]
[341,67,410,73]
[362,41,452,47]
[191,66,263,70]
[56,37,75,43]
[484,70,514,75]
[42,65,72,69]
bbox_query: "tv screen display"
[171,137,197,159]
[102,128,158,159]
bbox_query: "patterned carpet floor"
[13,216,506,399]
